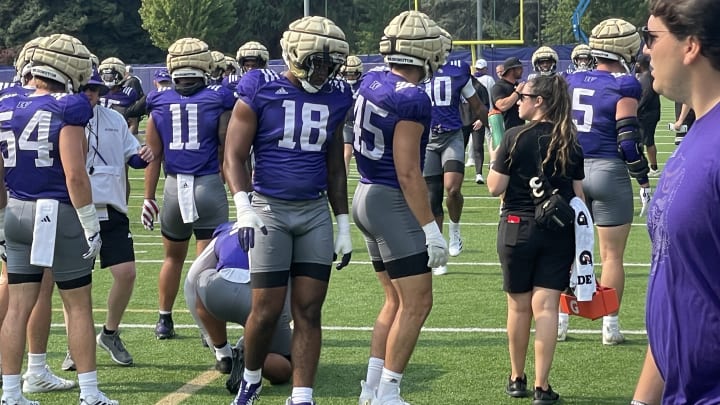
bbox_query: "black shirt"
[491,79,524,129]
[637,71,660,122]
[494,122,585,214]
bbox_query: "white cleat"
[1,395,40,405]
[359,380,376,405]
[648,169,661,178]
[448,231,463,257]
[432,265,448,276]
[557,317,569,342]
[22,365,76,393]
[475,174,485,184]
[79,391,119,405]
[602,324,626,345]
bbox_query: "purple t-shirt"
[646,101,720,405]
[212,222,249,271]
[147,85,236,176]
[237,69,352,200]
[566,70,641,159]
[1,92,92,204]
[425,59,473,132]
[100,86,139,109]
[354,69,431,189]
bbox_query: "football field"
[35,99,680,404]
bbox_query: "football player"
[423,28,488,274]
[352,10,448,405]
[0,34,116,405]
[528,46,559,79]
[564,18,649,345]
[340,55,364,174]
[223,42,270,95]
[224,16,353,405]
[142,37,235,341]
[98,57,141,135]
[210,51,228,85]
[569,44,595,73]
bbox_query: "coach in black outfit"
[492,56,526,130]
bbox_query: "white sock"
[603,315,619,329]
[291,387,313,404]
[449,221,460,234]
[1,374,21,397]
[365,357,384,390]
[214,343,232,361]
[27,353,47,374]
[158,310,172,316]
[78,370,99,398]
[377,368,403,400]
[243,367,262,385]
[558,312,569,324]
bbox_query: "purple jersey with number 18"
[147,84,236,176]
[1,92,93,204]
[237,69,353,201]
[353,69,431,189]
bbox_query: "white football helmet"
[224,56,240,75]
[280,16,349,93]
[210,51,227,80]
[379,10,445,81]
[15,36,45,84]
[98,57,126,87]
[166,37,214,81]
[532,46,558,76]
[571,44,595,70]
[30,34,92,93]
[589,18,641,72]
[439,27,452,60]
[236,41,269,73]
[340,55,363,84]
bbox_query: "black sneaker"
[155,315,175,339]
[506,374,528,398]
[226,339,245,394]
[216,356,232,374]
[533,385,560,405]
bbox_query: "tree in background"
[139,0,237,51]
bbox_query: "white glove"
[76,204,102,260]
[0,207,6,261]
[333,214,352,270]
[639,187,652,217]
[142,198,160,231]
[233,191,267,251]
[422,221,448,268]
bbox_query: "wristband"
[233,191,252,210]
[422,221,442,239]
[76,203,100,234]
[514,90,521,98]
[335,214,350,233]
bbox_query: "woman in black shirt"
[487,75,584,404]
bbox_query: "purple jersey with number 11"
[566,70,641,159]
[353,69,431,189]
[147,85,236,176]
[237,69,352,201]
[1,92,93,204]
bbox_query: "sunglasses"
[518,93,539,101]
[639,26,670,49]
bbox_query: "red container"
[559,286,619,320]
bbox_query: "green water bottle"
[489,108,505,148]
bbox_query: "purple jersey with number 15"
[1,92,93,204]
[237,69,353,201]
[353,69,431,189]
[147,84,236,176]
[566,70,641,159]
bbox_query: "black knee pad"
[443,160,465,174]
[7,272,43,285]
[425,175,444,217]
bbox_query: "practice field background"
[34,99,681,404]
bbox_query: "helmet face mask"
[532,46,558,75]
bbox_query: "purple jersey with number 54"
[237,69,352,201]
[147,85,236,176]
[353,69,431,189]
[566,70,641,159]
[1,92,93,203]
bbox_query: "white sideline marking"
[49,323,647,335]
[131,258,652,267]
[154,369,221,405]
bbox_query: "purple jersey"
[0,84,33,99]
[425,60,473,132]
[147,84,235,176]
[222,74,241,96]
[646,102,720,405]
[212,222,249,270]
[1,92,92,203]
[237,69,352,200]
[353,69,431,189]
[566,70,641,158]
[100,85,139,109]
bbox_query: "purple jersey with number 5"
[353,69,431,189]
[147,85,236,176]
[425,59,473,132]
[566,70,641,159]
[1,92,92,203]
[237,69,352,201]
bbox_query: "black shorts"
[99,206,135,268]
[639,116,659,147]
[497,213,574,293]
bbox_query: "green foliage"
[139,0,238,51]
[543,0,649,45]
